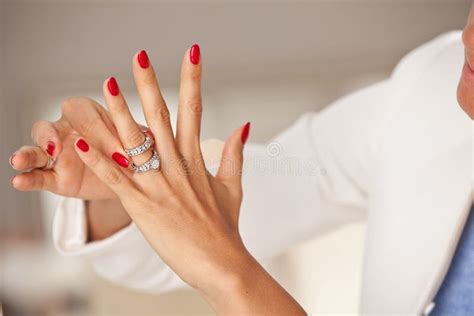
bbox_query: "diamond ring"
[125,135,153,157]
[131,151,161,173]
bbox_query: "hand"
[458,4,474,119]
[9,97,132,200]
[9,98,140,240]
[72,47,305,315]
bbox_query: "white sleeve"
[53,198,189,292]
[53,79,390,293]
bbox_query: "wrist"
[196,247,305,315]
[86,199,132,242]
[196,249,265,312]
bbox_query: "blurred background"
[0,0,470,315]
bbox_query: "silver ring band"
[131,151,161,173]
[125,135,153,157]
[42,155,57,170]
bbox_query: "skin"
[10,7,474,313]
[458,4,474,119]
[10,47,306,315]
[12,6,474,241]
[72,49,306,314]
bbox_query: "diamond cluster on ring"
[132,151,161,173]
[125,135,153,157]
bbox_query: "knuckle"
[140,72,157,86]
[110,102,129,115]
[154,106,170,122]
[34,172,45,190]
[189,71,202,82]
[177,157,192,176]
[31,121,45,140]
[104,168,124,185]
[28,151,38,167]
[185,100,203,116]
[126,129,146,146]
[78,120,96,137]
[21,147,38,166]
[88,152,102,168]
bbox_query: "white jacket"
[52,31,473,315]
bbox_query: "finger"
[11,169,56,192]
[103,77,154,167]
[31,120,62,159]
[10,146,49,171]
[176,44,203,159]
[61,97,131,169]
[216,122,250,190]
[74,138,141,200]
[132,50,179,164]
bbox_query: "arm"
[53,79,388,292]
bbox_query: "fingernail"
[107,77,120,96]
[241,122,251,144]
[190,44,200,65]
[9,154,15,167]
[46,141,55,156]
[137,50,150,69]
[10,175,15,187]
[76,139,89,152]
[112,152,130,168]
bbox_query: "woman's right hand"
[10,97,131,200]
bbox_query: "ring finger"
[103,77,165,189]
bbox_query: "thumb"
[216,122,250,189]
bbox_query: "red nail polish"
[137,50,149,69]
[46,141,55,156]
[241,122,251,144]
[107,77,120,96]
[9,154,15,167]
[112,152,130,168]
[76,139,89,152]
[190,44,200,65]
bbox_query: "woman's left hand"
[72,46,305,315]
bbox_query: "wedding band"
[42,155,57,170]
[131,151,161,173]
[125,135,153,157]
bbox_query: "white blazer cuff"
[52,197,135,257]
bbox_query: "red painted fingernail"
[241,122,251,144]
[10,175,15,186]
[190,44,200,65]
[9,154,15,167]
[137,50,150,69]
[76,139,89,152]
[112,152,130,168]
[46,141,55,156]
[107,77,120,96]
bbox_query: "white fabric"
[52,31,472,315]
